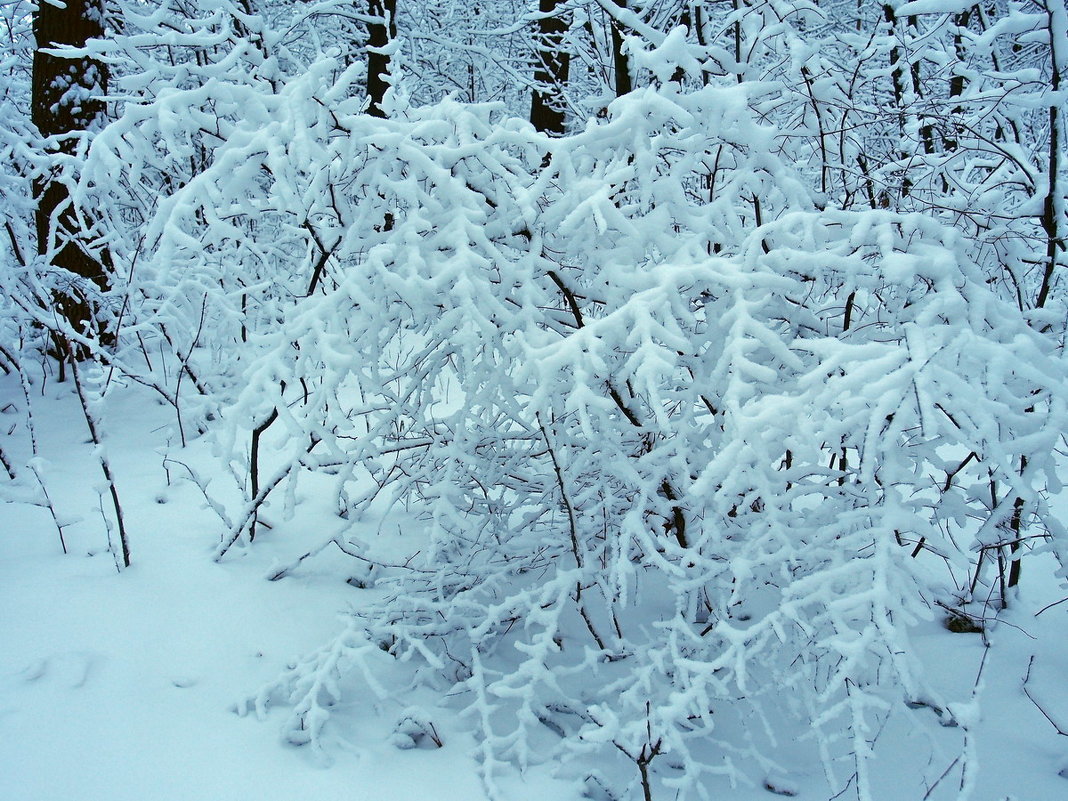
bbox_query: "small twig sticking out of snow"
[0,444,15,481]
[97,489,121,574]
[215,435,321,561]
[922,755,960,800]
[1023,655,1068,737]
[763,778,798,797]
[1033,596,1068,617]
[267,528,351,581]
[163,457,233,530]
[0,342,16,375]
[827,771,857,801]
[248,406,279,542]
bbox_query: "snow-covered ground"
[0,374,547,801]
[2,373,1067,801]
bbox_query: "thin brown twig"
[1034,595,1068,617]
[1023,655,1068,737]
[537,413,611,654]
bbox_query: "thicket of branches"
[1,1,1066,799]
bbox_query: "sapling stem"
[69,351,130,568]
[18,362,69,554]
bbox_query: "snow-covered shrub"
[33,4,1063,797]
[122,70,1063,798]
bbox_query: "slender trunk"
[610,0,631,97]
[1035,0,1063,310]
[70,353,131,569]
[733,0,743,83]
[907,14,934,156]
[883,5,905,109]
[366,0,397,117]
[944,8,971,153]
[883,3,915,197]
[530,0,571,135]
[249,408,279,542]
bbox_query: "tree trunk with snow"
[366,0,397,118]
[609,0,631,97]
[32,0,110,341]
[529,0,570,135]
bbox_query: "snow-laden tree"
[68,20,1065,796]
[0,0,34,277]
[886,0,1067,312]
[1,0,1064,797]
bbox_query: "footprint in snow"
[17,653,95,689]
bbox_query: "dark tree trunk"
[882,4,907,116]
[530,0,571,135]
[1035,0,1062,311]
[882,3,914,198]
[32,0,110,339]
[610,0,632,97]
[366,0,397,118]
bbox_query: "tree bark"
[530,0,571,135]
[610,0,632,97]
[32,0,110,338]
[366,0,397,118]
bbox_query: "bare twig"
[303,220,336,296]
[1034,596,1068,617]
[215,435,321,561]
[0,342,18,375]
[18,363,70,554]
[5,221,26,268]
[923,756,960,800]
[545,268,688,548]
[1023,655,1068,737]
[171,295,209,447]
[163,458,233,529]
[0,444,14,481]
[538,413,612,654]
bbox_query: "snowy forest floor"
[2,371,1068,801]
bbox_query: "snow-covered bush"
[109,63,1062,798]
[5,1,1062,798]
